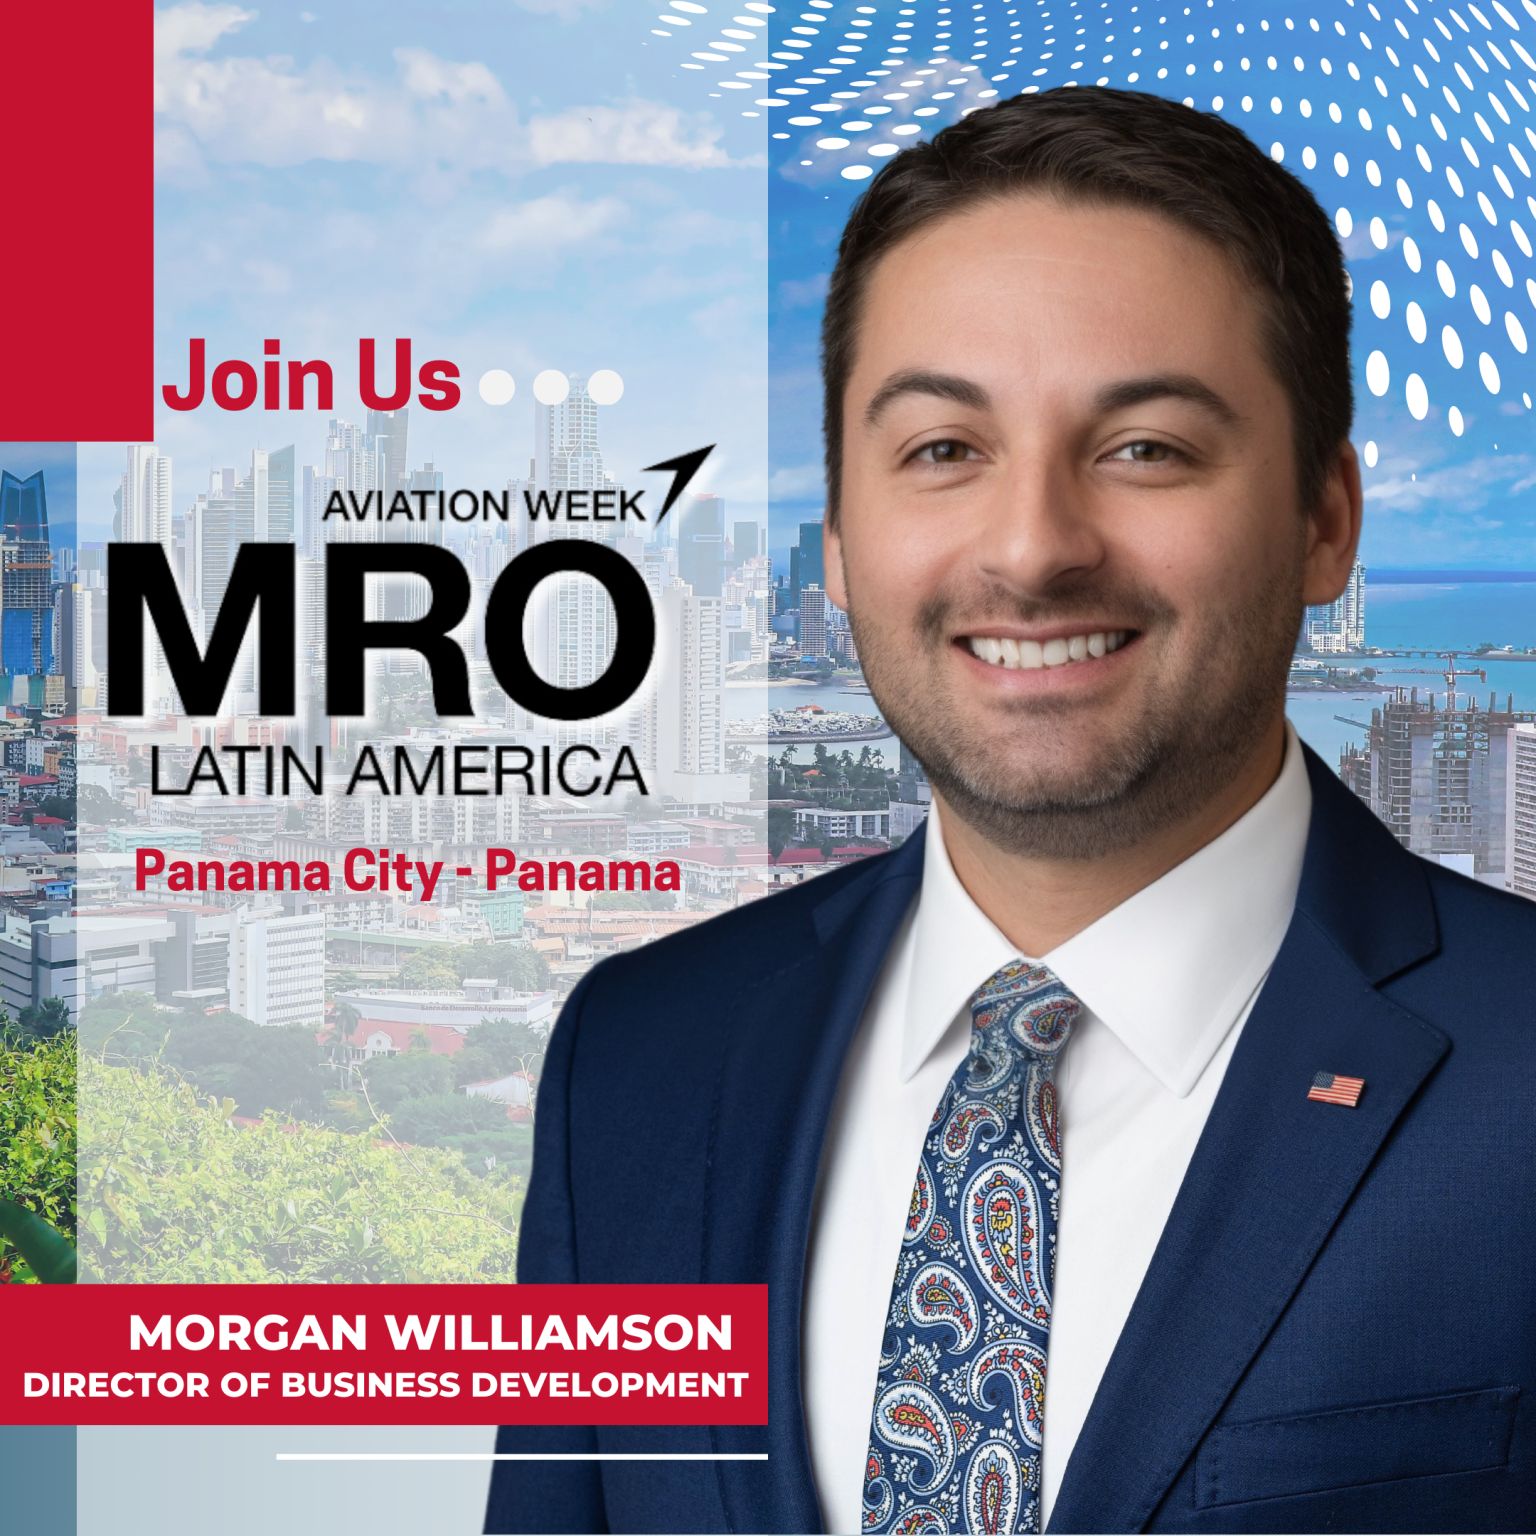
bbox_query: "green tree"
[0,1030,76,1281]
[361,1051,455,1111]
[768,805,797,859]
[448,942,550,991]
[77,991,169,1063]
[590,888,677,911]
[453,1019,547,1089]
[158,1014,329,1120]
[388,1091,512,1144]
[399,951,460,992]
[76,783,131,826]
[19,998,71,1042]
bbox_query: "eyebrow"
[861,368,1244,431]
[1093,373,1244,428]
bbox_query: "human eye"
[1103,438,1190,466]
[904,438,982,468]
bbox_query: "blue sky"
[75,0,1536,573]
[80,0,768,539]
[743,0,1536,570]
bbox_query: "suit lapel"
[705,837,925,1533]
[1046,747,1449,1532]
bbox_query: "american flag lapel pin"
[1307,1070,1365,1107]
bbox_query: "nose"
[973,454,1107,594]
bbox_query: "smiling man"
[487,88,1536,1536]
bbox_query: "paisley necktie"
[861,959,1082,1535]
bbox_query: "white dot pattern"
[652,0,1536,450]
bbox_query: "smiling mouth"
[960,629,1137,671]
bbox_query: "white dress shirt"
[802,722,1313,1534]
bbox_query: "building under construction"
[1338,683,1536,878]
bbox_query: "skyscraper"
[799,583,829,659]
[679,494,726,599]
[534,376,609,492]
[731,520,761,564]
[1302,558,1366,653]
[189,448,290,640]
[0,470,54,675]
[1505,723,1536,900]
[267,444,296,543]
[118,445,173,549]
[789,520,825,602]
[655,579,746,800]
[525,377,629,744]
[365,407,410,497]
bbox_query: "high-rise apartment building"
[189,447,293,640]
[1505,722,1536,900]
[655,579,742,800]
[1302,558,1366,653]
[118,445,173,549]
[799,583,829,659]
[230,908,326,1029]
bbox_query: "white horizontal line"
[276,1453,768,1463]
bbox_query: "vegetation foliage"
[79,1054,523,1282]
[0,1027,76,1282]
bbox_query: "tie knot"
[969,958,1081,1062]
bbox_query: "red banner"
[0,1284,768,1427]
[0,2,153,442]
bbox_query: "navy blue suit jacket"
[487,742,1536,1533]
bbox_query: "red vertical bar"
[0,2,153,442]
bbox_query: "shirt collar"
[900,721,1313,1096]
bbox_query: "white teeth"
[965,629,1131,670]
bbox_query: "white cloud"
[395,47,505,105]
[779,272,829,310]
[155,7,411,166]
[1367,451,1536,513]
[769,463,826,500]
[154,9,747,179]
[508,0,606,15]
[529,100,739,170]
[480,192,627,253]
[153,1,251,67]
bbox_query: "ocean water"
[731,577,1536,777]
[1291,577,1536,767]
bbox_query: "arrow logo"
[641,445,714,523]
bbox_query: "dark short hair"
[820,86,1354,524]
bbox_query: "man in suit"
[488,86,1535,1534]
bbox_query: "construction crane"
[1370,652,1487,709]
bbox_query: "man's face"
[827,192,1333,858]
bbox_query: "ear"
[1301,438,1364,606]
[823,515,849,611]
